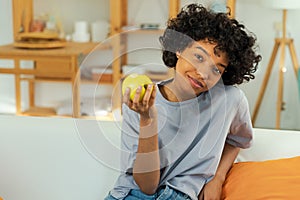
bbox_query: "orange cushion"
[222,156,300,200]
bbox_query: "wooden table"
[0,42,100,118]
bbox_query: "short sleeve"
[119,104,140,174]
[226,91,253,149]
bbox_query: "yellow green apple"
[122,73,153,101]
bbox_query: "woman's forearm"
[133,115,160,195]
[215,143,240,182]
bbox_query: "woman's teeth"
[190,77,203,88]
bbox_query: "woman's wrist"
[139,108,158,138]
[213,172,226,183]
[140,115,153,126]
[140,107,157,126]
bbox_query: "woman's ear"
[176,51,181,59]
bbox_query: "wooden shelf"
[81,78,113,85]
[146,72,173,81]
[22,106,115,120]
[20,77,72,83]
[22,106,57,116]
[120,72,173,82]
[20,76,114,85]
[121,29,164,35]
[89,41,112,51]
[80,113,115,121]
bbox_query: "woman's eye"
[194,54,203,62]
[212,66,221,74]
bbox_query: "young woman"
[105,3,261,200]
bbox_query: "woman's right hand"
[122,84,156,119]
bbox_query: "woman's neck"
[159,80,197,102]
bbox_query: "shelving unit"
[1,0,116,118]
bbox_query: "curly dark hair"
[159,4,262,85]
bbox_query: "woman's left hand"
[198,176,223,200]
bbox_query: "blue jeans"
[104,185,191,200]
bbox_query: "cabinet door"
[35,58,73,78]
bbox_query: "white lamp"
[252,0,300,129]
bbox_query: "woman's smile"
[187,75,206,89]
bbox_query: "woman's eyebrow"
[218,63,227,69]
[195,46,209,56]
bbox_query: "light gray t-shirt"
[110,79,253,200]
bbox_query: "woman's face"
[174,40,228,97]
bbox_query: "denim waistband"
[125,185,191,200]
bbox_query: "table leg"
[14,59,21,115]
[29,80,35,107]
[72,57,80,118]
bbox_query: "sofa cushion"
[222,156,300,200]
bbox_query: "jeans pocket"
[157,186,172,200]
[157,186,191,200]
[125,189,156,200]
[179,193,191,200]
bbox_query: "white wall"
[0,0,13,44]
[0,0,299,129]
[0,0,15,113]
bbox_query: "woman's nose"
[196,68,209,80]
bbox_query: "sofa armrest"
[236,128,300,162]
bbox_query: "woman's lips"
[188,75,205,88]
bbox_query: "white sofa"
[0,115,299,200]
[0,115,120,200]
